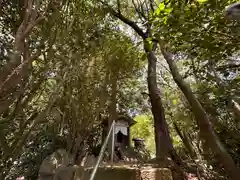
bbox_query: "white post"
[111,120,115,165]
[89,120,115,180]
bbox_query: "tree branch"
[22,16,45,40]
[101,1,147,39]
[117,0,121,14]
[216,64,240,71]
[0,50,42,94]
[132,0,147,21]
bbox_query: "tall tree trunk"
[173,122,196,158]
[160,41,240,179]
[108,73,117,160]
[144,42,179,163]
[99,73,109,144]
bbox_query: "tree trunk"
[173,122,196,158]
[108,73,117,160]
[160,41,240,179]
[0,0,45,109]
[144,42,178,162]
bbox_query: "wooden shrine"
[101,113,136,148]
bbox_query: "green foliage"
[0,0,146,178]
[151,0,240,174]
[131,114,156,156]
[2,0,240,179]
[7,128,66,180]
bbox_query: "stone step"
[51,165,173,180]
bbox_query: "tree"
[100,0,181,164]
[159,39,239,179]
[151,0,240,178]
[2,0,240,179]
[0,1,146,178]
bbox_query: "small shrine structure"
[101,113,136,149]
[132,138,145,149]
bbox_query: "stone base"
[140,168,173,180]
[39,164,173,180]
[81,166,172,180]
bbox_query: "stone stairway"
[83,166,173,180]
[37,149,173,180]
[51,165,173,180]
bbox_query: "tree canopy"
[1,0,240,179]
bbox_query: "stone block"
[140,168,173,180]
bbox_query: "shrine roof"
[132,138,145,142]
[117,113,136,126]
[102,113,136,126]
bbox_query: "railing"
[89,120,115,180]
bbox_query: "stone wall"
[39,165,173,180]
[79,166,172,180]
[82,167,140,180]
[140,168,173,180]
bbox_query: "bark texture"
[144,42,176,160]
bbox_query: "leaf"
[172,99,178,105]
[197,0,208,3]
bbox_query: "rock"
[53,165,85,180]
[82,155,97,168]
[38,149,74,180]
[141,168,173,180]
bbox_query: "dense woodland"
[0,0,240,179]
